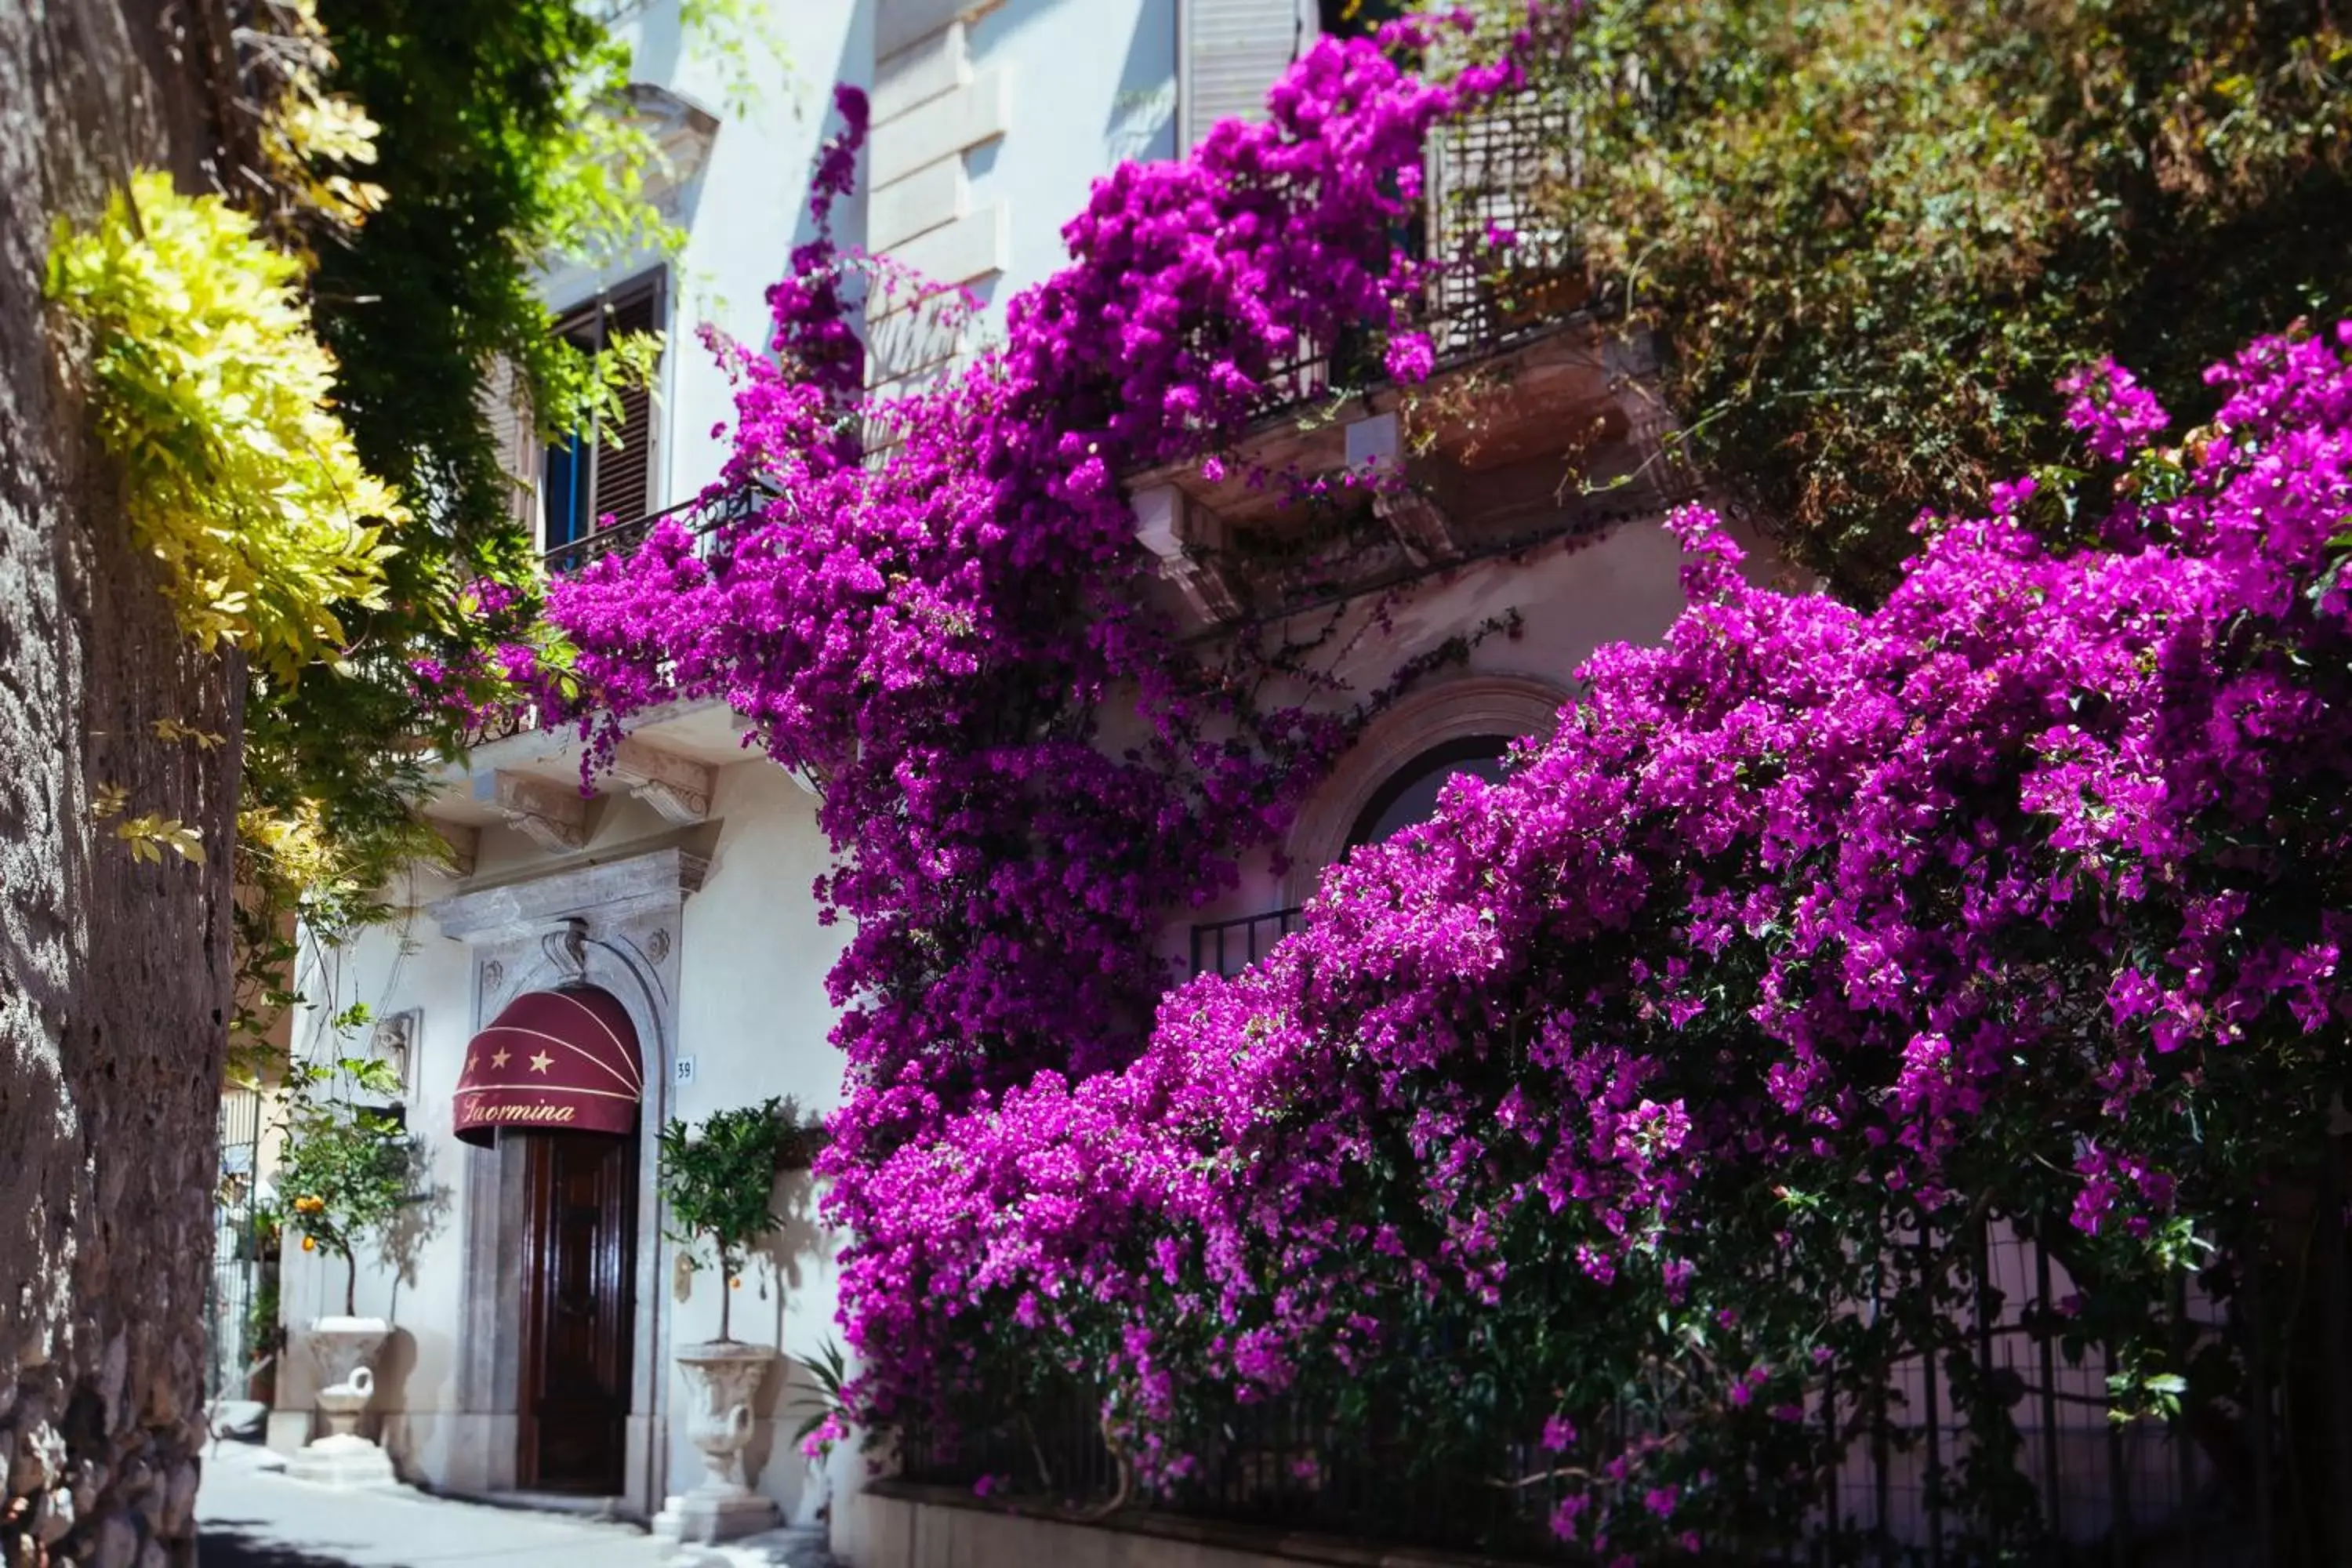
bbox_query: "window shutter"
[591,285,662,528]
[480,356,538,533]
[1179,0,1313,151]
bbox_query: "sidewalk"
[197,1442,670,1568]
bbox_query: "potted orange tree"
[275,1057,416,1486]
[653,1097,807,1544]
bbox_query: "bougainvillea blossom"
[829,325,2352,1552]
[544,2,1526,1450]
[546,0,2352,1549]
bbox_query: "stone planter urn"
[653,1341,780,1545]
[285,1316,397,1488]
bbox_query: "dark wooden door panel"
[517,1129,637,1494]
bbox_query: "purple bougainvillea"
[534,5,2352,1553]
[821,323,2352,1551]
[544,9,1524,1432]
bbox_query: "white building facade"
[270,1,1766,1560]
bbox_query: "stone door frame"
[430,841,705,1515]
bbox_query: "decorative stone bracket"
[608,737,716,825]
[1604,329,1700,506]
[477,770,588,853]
[541,916,590,983]
[1348,412,1465,567]
[1132,483,1243,625]
[434,822,479,877]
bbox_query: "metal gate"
[205,1087,263,1403]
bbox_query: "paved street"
[197,1442,669,1568]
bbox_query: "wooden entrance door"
[517,1128,638,1494]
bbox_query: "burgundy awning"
[454,988,643,1147]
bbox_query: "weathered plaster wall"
[1170,510,1788,962]
[1,4,238,1566]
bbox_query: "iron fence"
[897,1187,2352,1566]
[1189,906,1304,978]
[205,1087,263,1404]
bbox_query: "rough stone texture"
[0,3,238,1567]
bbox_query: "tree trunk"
[0,5,241,1566]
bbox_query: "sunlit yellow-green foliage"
[45,172,397,678]
[252,0,387,235]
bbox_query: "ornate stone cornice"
[428,843,710,945]
[1132,482,1243,626]
[481,770,588,853]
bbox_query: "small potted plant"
[274,1058,417,1486]
[245,1203,285,1405]
[654,1098,793,1544]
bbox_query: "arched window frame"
[1282,673,1570,906]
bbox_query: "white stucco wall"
[276,751,852,1523]
[536,0,869,520]
[961,0,1178,318]
[666,759,855,1526]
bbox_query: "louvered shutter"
[1179,0,1312,151]
[479,356,537,532]
[591,284,662,528]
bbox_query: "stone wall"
[0,3,239,1566]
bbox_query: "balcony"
[1125,87,1696,635]
[535,480,770,579]
[1249,84,1589,419]
[456,484,770,750]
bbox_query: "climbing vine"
[1486,0,2352,597]
[822,326,2352,1555]
[44,0,742,1066]
[537,9,2352,1559]
[543,0,1530,1453]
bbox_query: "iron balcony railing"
[537,481,771,577]
[1250,85,1585,419]
[1189,906,1303,979]
[457,483,770,748]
